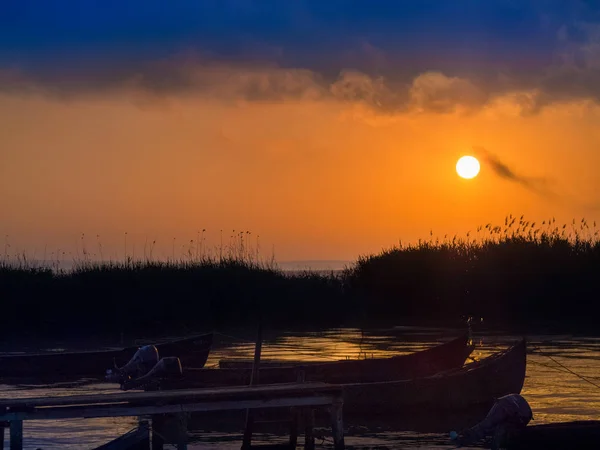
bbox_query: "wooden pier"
[0,382,345,450]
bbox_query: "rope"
[527,359,574,375]
[532,345,600,390]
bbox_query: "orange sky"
[2,69,600,262]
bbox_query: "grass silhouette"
[1,215,599,339]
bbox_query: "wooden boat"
[155,333,474,389]
[0,333,213,381]
[92,422,149,450]
[502,420,600,449]
[219,332,471,375]
[341,338,527,414]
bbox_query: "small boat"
[502,420,600,449]
[92,422,149,450]
[154,333,474,389]
[0,333,213,381]
[341,338,527,414]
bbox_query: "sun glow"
[456,155,480,179]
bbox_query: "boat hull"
[342,339,527,414]
[0,333,213,381]
[158,333,474,389]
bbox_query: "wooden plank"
[0,382,339,409]
[9,421,22,450]
[0,396,337,422]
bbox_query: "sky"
[2,0,600,262]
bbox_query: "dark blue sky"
[1,0,599,97]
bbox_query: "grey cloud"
[4,19,600,116]
[473,146,558,199]
[329,70,408,112]
[1,61,485,115]
[528,22,600,109]
[409,72,489,114]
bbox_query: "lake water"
[0,327,598,449]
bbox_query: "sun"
[456,155,480,179]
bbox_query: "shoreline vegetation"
[1,215,599,338]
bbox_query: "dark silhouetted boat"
[341,338,527,414]
[0,333,213,381]
[154,333,474,389]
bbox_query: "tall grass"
[0,229,274,273]
[1,215,599,338]
[343,215,600,329]
[0,257,344,339]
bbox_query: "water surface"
[0,327,598,449]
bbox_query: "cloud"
[0,59,494,117]
[329,70,406,112]
[409,72,487,114]
[3,15,600,116]
[522,22,600,111]
[473,146,558,198]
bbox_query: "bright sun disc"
[456,155,480,179]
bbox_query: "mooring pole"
[249,323,263,386]
[151,415,165,450]
[241,322,263,450]
[330,397,345,450]
[9,420,22,450]
[289,369,305,447]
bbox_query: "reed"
[1,215,599,338]
[343,215,600,329]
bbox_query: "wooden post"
[176,412,188,450]
[152,413,187,449]
[304,408,315,450]
[151,415,165,450]
[289,369,305,447]
[241,323,263,450]
[249,323,263,386]
[330,399,345,450]
[9,421,22,450]
[289,407,298,448]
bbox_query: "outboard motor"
[121,356,183,391]
[105,345,159,384]
[450,394,533,448]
